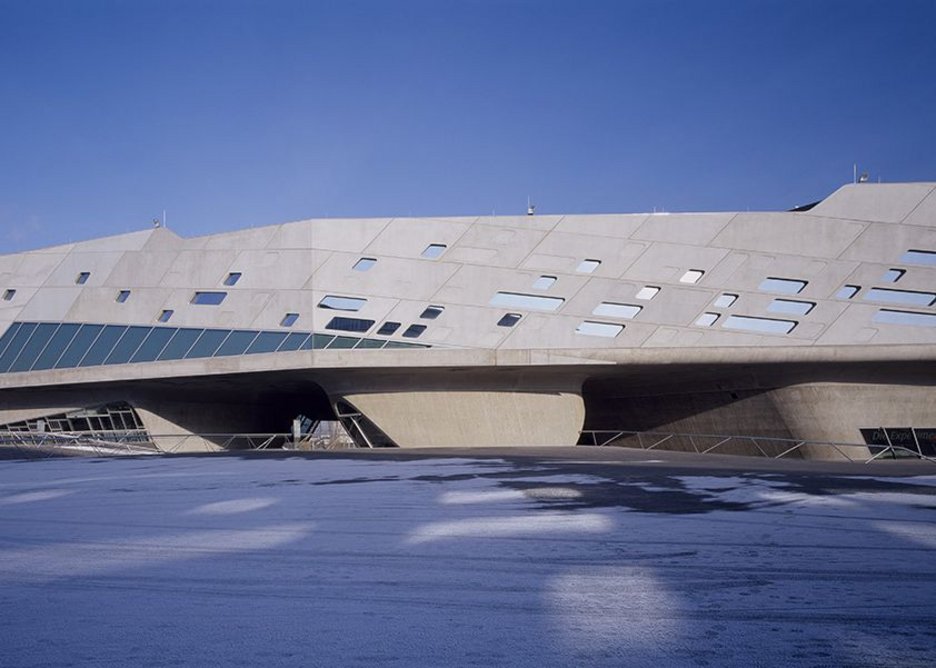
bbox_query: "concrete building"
[1,182,935,456]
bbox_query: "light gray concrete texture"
[0,451,935,667]
[1,182,935,452]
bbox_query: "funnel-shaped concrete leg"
[338,390,585,447]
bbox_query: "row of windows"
[0,321,429,375]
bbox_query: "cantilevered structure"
[1,182,935,457]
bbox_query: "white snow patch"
[406,512,612,544]
[187,497,278,515]
[0,489,73,505]
[875,521,936,549]
[439,489,527,504]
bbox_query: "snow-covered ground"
[1,454,934,667]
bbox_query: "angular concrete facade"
[1,182,935,456]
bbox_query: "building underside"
[2,182,935,458]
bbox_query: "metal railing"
[579,429,936,463]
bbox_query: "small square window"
[836,285,860,300]
[402,324,427,338]
[116,290,131,303]
[223,272,242,286]
[158,309,174,323]
[280,313,299,327]
[882,268,905,283]
[532,275,556,290]
[421,244,447,259]
[576,259,601,274]
[420,305,444,320]
[695,312,719,327]
[2,289,14,301]
[353,257,377,271]
[635,286,660,301]
[319,295,367,311]
[713,293,737,308]
[497,313,522,327]
[76,272,91,285]
[377,321,401,336]
[680,269,704,284]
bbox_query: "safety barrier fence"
[579,429,936,463]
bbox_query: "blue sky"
[1,0,934,252]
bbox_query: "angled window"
[191,291,227,305]
[420,305,444,320]
[421,244,447,259]
[246,332,288,355]
[223,272,242,286]
[402,324,427,338]
[2,289,14,301]
[130,328,175,363]
[157,328,202,360]
[713,293,737,308]
[576,259,601,274]
[635,286,660,301]
[0,323,38,373]
[79,325,127,366]
[836,285,860,300]
[328,336,360,349]
[277,332,310,352]
[356,338,385,349]
[75,272,91,285]
[695,312,719,327]
[116,290,131,303]
[319,295,366,311]
[874,309,936,328]
[308,333,336,349]
[881,268,906,283]
[864,287,936,307]
[758,277,807,294]
[103,326,152,365]
[8,323,58,373]
[158,309,174,323]
[679,269,704,284]
[280,313,299,327]
[768,299,815,315]
[489,292,564,311]
[497,313,522,327]
[376,321,401,336]
[214,330,259,356]
[592,302,642,319]
[31,323,81,370]
[54,324,103,369]
[532,275,556,290]
[326,317,374,333]
[724,315,796,335]
[901,249,936,266]
[575,321,623,338]
[185,329,231,358]
[353,257,377,271]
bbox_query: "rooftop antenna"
[853,163,857,184]
[527,196,536,216]
[152,217,161,228]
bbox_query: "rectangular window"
[901,249,936,266]
[592,302,642,319]
[576,259,601,274]
[420,305,444,319]
[873,309,936,328]
[0,323,38,373]
[78,325,128,366]
[54,324,103,369]
[280,313,299,327]
[31,323,81,370]
[532,275,556,290]
[836,285,860,300]
[356,338,385,349]
[130,328,176,363]
[191,291,227,305]
[758,277,807,294]
[277,332,310,352]
[713,293,737,308]
[157,309,174,323]
[680,269,704,284]
[223,272,242,286]
[635,286,660,301]
[326,317,375,333]
[421,244,447,259]
[768,299,815,315]
[116,290,131,303]
[75,272,91,285]
[8,323,58,373]
[328,336,359,349]
[402,324,427,338]
[724,315,797,335]
[695,312,719,327]
[214,330,260,357]
[489,291,564,311]
[308,333,336,349]
[2,289,14,301]
[103,326,152,365]
[377,321,401,336]
[497,313,522,327]
[864,288,936,307]
[353,257,377,271]
[319,295,366,311]
[575,321,623,338]
[184,329,231,358]
[246,332,288,355]
[881,268,905,283]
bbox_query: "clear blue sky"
[2,0,934,252]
